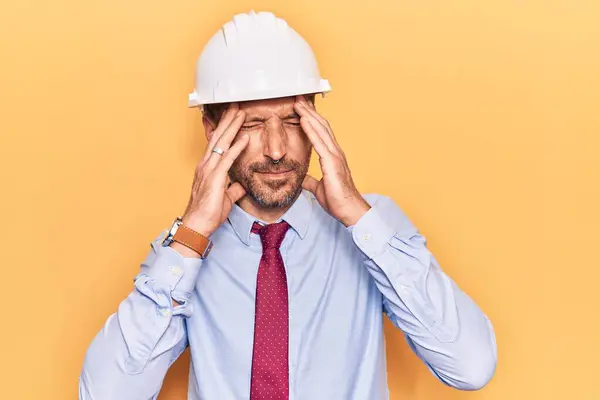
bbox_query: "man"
[79,11,496,400]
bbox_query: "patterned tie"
[249,221,290,400]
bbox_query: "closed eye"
[240,124,262,131]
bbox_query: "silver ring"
[212,147,225,156]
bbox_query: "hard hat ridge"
[188,11,331,109]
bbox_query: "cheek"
[288,132,312,160]
[234,131,262,153]
[245,131,266,154]
[291,126,311,147]
[231,132,262,168]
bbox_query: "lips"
[256,169,292,176]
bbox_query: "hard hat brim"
[188,79,332,109]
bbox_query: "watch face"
[201,241,214,259]
[162,218,182,246]
[161,232,173,246]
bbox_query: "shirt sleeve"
[348,195,497,390]
[79,231,203,400]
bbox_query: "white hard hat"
[188,11,332,109]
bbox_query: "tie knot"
[251,221,290,250]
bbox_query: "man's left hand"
[294,96,371,227]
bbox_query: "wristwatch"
[162,217,213,259]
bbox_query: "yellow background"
[1,0,599,399]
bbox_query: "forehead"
[239,96,296,117]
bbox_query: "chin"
[247,179,301,209]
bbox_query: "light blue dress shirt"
[79,191,497,400]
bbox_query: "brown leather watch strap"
[172,224,212,258]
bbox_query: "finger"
[294,100,337,145]
[215,109,246,150]
[211,103,240,137]
[214,134,251,174]
[202,131,224,165]
[296,96,329,129]
[300,116,331,158]
[225,182,246,204]
[302,175,320,195]
[215,103,240,131]
[203,104,240,157]
[298,102,342,153]
[201,104,240,164]
[295,96,334,140]
[298,109,339,155]
[207,110,246,168]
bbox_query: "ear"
[202,114,217,141]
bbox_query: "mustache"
[249,158,303,173]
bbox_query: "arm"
[349,195,497,390]
[80,103,251,399]
[79,232,202,400]
[293,97,496,389]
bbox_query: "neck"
[236,192,300,224]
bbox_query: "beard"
[229,155,309,209]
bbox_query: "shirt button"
[169,266,183,277]
[362,233,371,242]
[401,285,410,293]
[157,307,171,316]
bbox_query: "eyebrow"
[282,113,300,120]
[244,116,266,123]
[243,113,300,123]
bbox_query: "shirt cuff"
[138,230,204,294]
[347,205,396,259]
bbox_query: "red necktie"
[250,221,290,400]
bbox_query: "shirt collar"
[228,189,313,246]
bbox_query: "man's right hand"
[177,103,249,243]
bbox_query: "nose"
[262,122,287,162]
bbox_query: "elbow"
[456,313,498,390]
[437,348,496,391]
[432,343,497,391]
[455,354,497,390]
[442,322,498,391]
[452,335,497,390]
